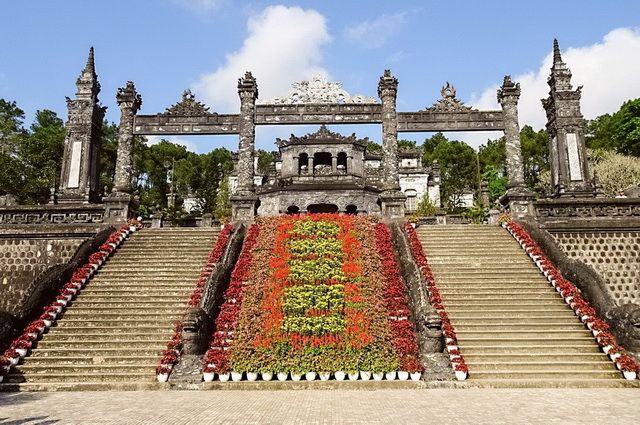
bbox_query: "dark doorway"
[298,153,309,175]
[345,204,358,215]
[286,205,300,215]
[307,203,339,214]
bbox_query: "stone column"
[497,76,534,219]
[113,81,142,193]
[377,70,405,219]
[497,76,525,190]
[230,72,258,223]
[331,155,338,173]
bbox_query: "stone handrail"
[0,204,106,226]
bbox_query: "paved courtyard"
[0,389,639,424]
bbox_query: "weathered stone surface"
[113,81,142,194]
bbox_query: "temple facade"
[229,126,440,215]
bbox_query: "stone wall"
[0,237,85,314]
[551,231,640,306]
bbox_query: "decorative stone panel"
[551,231,640,306]
[0,238,84,314]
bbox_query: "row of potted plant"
[503,219,640,380]
[156,224,234,382]
[404,223,469,381]
[374,223,423,380]
[0,220,140,383]
[201,224,260,382]
[202,215,423,382]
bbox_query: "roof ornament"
[163,89,214,116]
[423,82,475,112]
[265,75,377,104]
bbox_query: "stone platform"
[1,388,639,424]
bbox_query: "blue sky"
[2,0,640,153]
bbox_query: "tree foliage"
[590,149,640,196]
[587,98,640,157]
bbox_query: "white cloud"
[460,27,640,149]
[193,5,331,113]
[146,135,198,153]
[173,0,221,13]
[345,12,407,49]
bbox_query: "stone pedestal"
[230,192,257,223]
[379,190,406,221]
[500,187,535,220]
[103,192,136,224]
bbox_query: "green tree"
[587,98,640,157]
[366,141,382,154]
[520,125,549,189]
[422,132,449,164]
[257,149,276,174]
[397,139,417,150]
[214,175,231,221]
[0,99,28,198]
[98,121,119,195]
[590,149,640,196]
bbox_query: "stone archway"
[307,204,339,214]
[286,205,300,215]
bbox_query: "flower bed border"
[156,224,234,382]
[504,220,640,381]
[404,223,468,380]
[0,220,140,383]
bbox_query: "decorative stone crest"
[424,82,476,112]
[164,89,214,116]
[265,75,377,104]
[276,125,368,147]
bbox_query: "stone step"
[460,345,603,354]
[42,332,171,341]
[34,340,168,349]
[455,323,587,331]
[21,356,160,365]
[99,267,202,272]
[448,312,579,320]
[54,320,180,328]
[72,295,190,302]
[4,372,156,384]
[61,307,184,315]
[60,311,183,319]
[467,370,621,380]
[444,304,572,311]
[29,348,163,357]
[428,271,543,277]
[430,264,539,271]
[443,294,560,301]
[85,281,197,286]
[439,287,554,293]
[458,337,598,346]
[69,301,186,308]
[466,361,616,372]
[456,329,594,339]
[14,364,157,374]
[464,378,639,389]
[443,299,567,307]
[462,353,610,362]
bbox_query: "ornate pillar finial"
[113,81,142,194]
[552,38,563,65]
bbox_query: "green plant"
[412,195,437,218]
[462,204,488,224]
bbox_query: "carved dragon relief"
[423,82,477,113]
[163,89,215,116]
[264,75,377,105]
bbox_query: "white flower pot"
[203,372,215,382]
[397,371,409,381]
[348,372,360,380]
[277,372,288,381]
[246,372,258,382]
[291,373,302,381]
[218,373,230,382]
[0,375,3,383]
[318,372,330,381]
[372,372,384,381]
[615,362,622,370]
[446,345,458,352]
[157,373,169,382]
[130,225,137,232]
[43,319,53,328]
[360,371,371,381]
[602,345,612,354]
[609,353,621,361]
[623,370,637,380]
[57,299,68,307]
[15,348,28,357]
[410,372,422,381]
[304,372,317,381]
[334,371,346,381]
[385,371,397,380]
[9,356,19,366]
[231,371,243,381]
[261,372,273,381]
[455,371,468,381]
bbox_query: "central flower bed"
[205,213,420,380]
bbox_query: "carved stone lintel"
[266,74,376,105]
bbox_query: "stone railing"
[0,204,106,226]
[535,198,640,229]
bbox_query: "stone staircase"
[416,225,632,388]
[1,227,219,390]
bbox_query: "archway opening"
[298,153,309,175]
[345,204,358,215]
[307,203,339,214]
[286,205,300,215]
[313,152,332,174]
[337,152,347,174]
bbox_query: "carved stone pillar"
[331,155,338,173]
[58,47,106,204]
[497,75,535,219]
[230,72,258,223]
[377,70,405,219]
[113,81,142,194]
[542,39,595,198]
